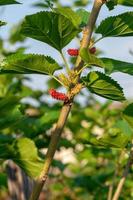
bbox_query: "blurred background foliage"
[0,0,133,200]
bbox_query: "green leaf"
[0,96,24,130]
[55,7,81,28]
[0,138,44,178]
[21,11,79,51]
[0,143,12,159]
[0,105,24,130]
[123,103,133,129]
[118,0,133,7]
[80,52,133,76]
[81,71,125,101]
[14,109,59,138]
[0,95,20,114]
[96,12,133,37]
[0,53,61,75]
[80,50,133,76]
[106,0,117,10]
[0,173,7,188]
[106,0,133,10]
[11,138,44,178]
[0,21,6,27]
[88,120,132,148]
[101,58,133,75]
[0,0,20,5]
[76,9,90,27]
[0,134,13,144]
[80,48,104,67]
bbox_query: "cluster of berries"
[49,47,96,101]
[49,89,69,102]
[67,47,96,56]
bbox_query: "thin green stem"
[89,36,104,48]
[60,51,70,72]
[51,75,65,87]
[112,147,133,200]
[77,64,89,75]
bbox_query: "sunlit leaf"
[80,48,105,67]
[0,138,44,178]
[11,138,44,178]
[81,71,125,101]
[101,58,133,75]
[96,12,133,37]
[0,54,61,75]
[21,11,79,51]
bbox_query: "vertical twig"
[75,0,104,71]
[107,150,125,200]
[108,185,114,200]
[30,103,72,200]
[112,147,133,200]
[30,1,105,199]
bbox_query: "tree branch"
[112,147,133,200]
[30,102,72,200]
[75,0,104,70]
[30,1,104,199]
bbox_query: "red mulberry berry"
[89,47,96,54]
[49,89,69,102]
[67,49,79,56]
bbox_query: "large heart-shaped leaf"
[101,58,133,75]
[0,53,61,75]
[12,138,44,178]
[123,103,133,129]
[0,0,20,5]
[81,71,125,101]
[21,11,79,51]
[96,12,133,37]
